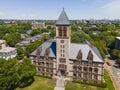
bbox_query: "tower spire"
[56,8,70,25]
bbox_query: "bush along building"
[30,9,104,83]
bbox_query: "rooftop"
[30,39,103,63]
[56,8,70,25]
[116,37,120,40]
[0,40,6,44]
[0,47,16,53]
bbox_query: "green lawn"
[66,69,115,90]
[104,69,115,90]
[16,69,115,90]
[16,76,55,90]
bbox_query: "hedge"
[35,75,52,79]
[73,80,107,88]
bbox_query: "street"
[105,57,120,90]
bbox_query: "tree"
[17,58,36,88]
[25,40,42,57]
[41,34,50,42]
[0,58,36,90]
[94,40,107,59]
[50,30,56,37]
[3,33,20,47]
[116,58,120,65]
[112,49,120,58]
[30,29,41,36]
[0,58,18,90]
[17,46,25,60]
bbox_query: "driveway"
[105,58,120,90]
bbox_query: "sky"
[0,0,120,20]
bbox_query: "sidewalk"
[104,60,120,90]
[54,76,65,90]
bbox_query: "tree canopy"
[0,58,36,90]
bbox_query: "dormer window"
[45,48,50,59]
[77,50,82,59]
[87,50,93,65]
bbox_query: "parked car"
[106,61,111,66]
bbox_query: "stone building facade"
[30,9,104,83]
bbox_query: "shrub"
[73,80,107,88]
[35,75,52,79]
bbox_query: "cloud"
[102,0,120,19]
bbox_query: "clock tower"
[56,8,71,76]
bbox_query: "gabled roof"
[56,8,70,25]
[69,43,103,63]
[82,40,103,60]
[30,39,56,58]
[30,39,104,63]
[82,40,92,47]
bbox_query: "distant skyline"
[0,0,120,20]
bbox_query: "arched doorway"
[60,70,65,76]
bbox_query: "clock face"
[61,40,64,43]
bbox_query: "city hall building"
[30,9,104,83]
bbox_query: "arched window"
[59,30,62,36]
[58,26,62,36]
[89,67,92,72]
[94,68,98,73]
[87,50,93,65]
[63,26,67,36]
[78,66,82,71]
[58,26,67,37]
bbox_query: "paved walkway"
[105,59,120,90]
[54,76,65,90]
